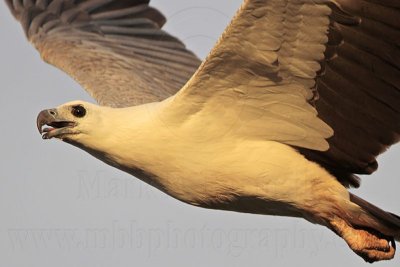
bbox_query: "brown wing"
[6,0,201,107]
[165,0,399,187]
[165,0,336,151]
[299,0,400,186]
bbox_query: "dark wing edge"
[6,0,201,107]
[299,0,400,187]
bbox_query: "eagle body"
[7,0,400,263]
[69,100,350,225]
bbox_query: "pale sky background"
[0,1,399,267]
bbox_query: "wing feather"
[6,0,201,107]
[8,0,400,186]
[164,0,400,186]
[163,0,334,151]
[300,0,400,182]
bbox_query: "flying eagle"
[6,0,400,263]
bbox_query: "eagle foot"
[330,217,396,263]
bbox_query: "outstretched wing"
[166,0,400,186]
[6,0,201,107]
[308,0,400,184]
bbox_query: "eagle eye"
[71,105,86,118]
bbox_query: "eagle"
[5,0,400,263]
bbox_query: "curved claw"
[330,217,396,263]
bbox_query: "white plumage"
[6,0,400,263]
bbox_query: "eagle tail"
[349,193,400,242]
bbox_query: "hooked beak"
[37,109,76,139]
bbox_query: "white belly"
[114,137,348,221]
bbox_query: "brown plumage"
[6,0,400,263]
[5,0,201,107]
[306,0,400,184]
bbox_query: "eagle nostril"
[49,110,56,116]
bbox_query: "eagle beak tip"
[36,109,55,136]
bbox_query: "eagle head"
[36,101,100,141]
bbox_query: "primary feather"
[6,0,201,107]
[6,0,400,263]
